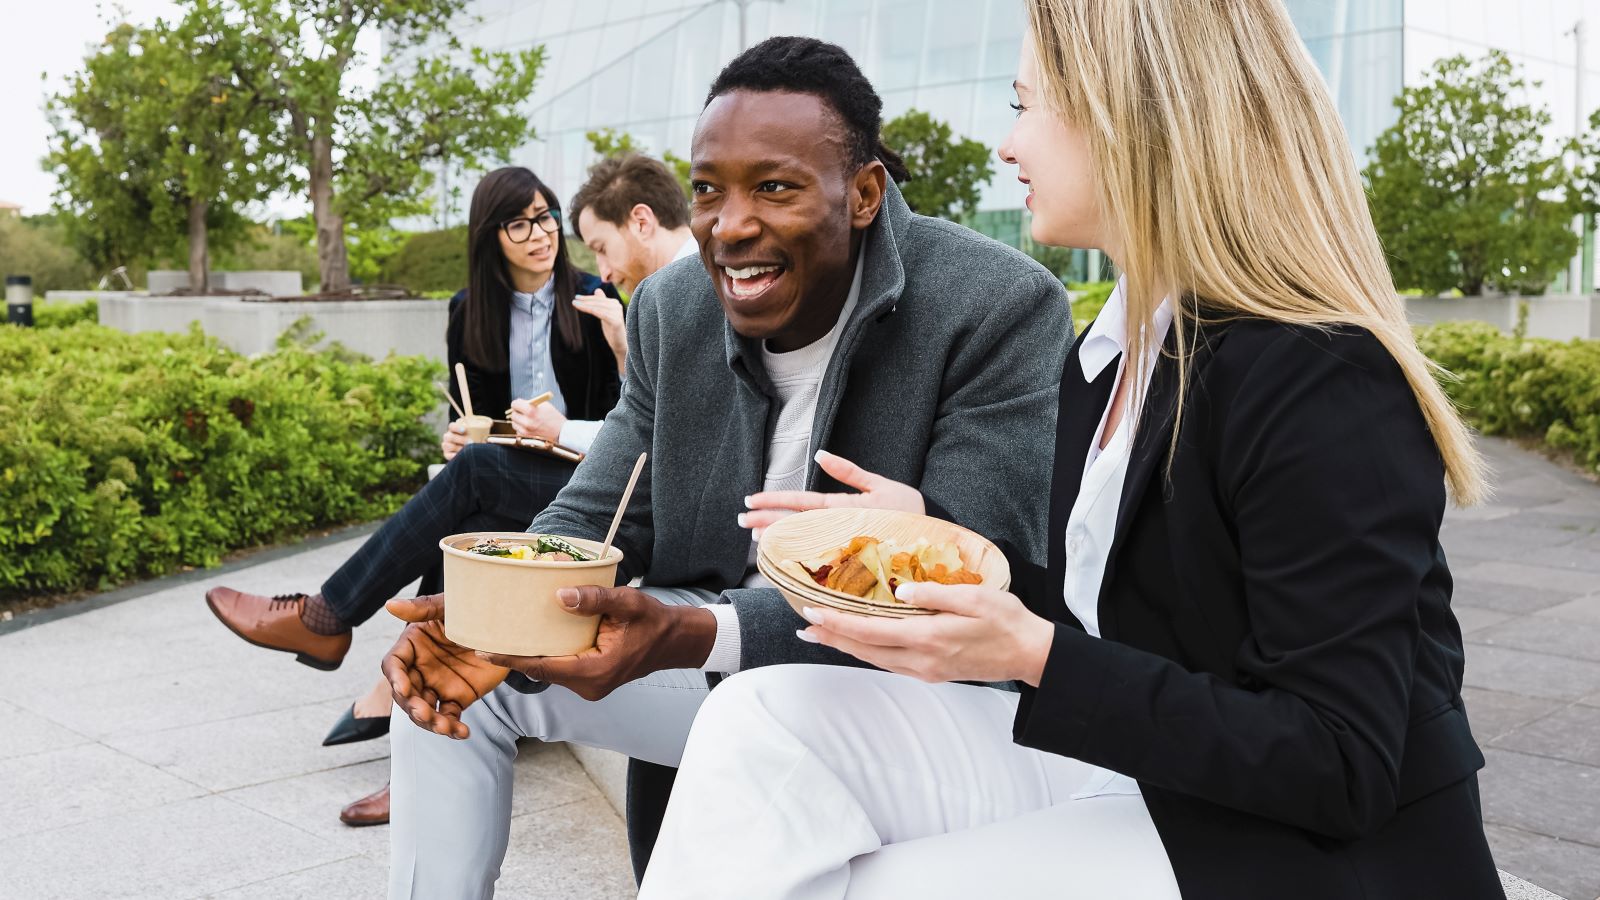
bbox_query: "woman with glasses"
[203,166,625,828]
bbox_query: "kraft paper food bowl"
[440,532,622,656]
[461,414,494,444]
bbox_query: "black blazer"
[1007,316,1502,899]
[445,271,621,422]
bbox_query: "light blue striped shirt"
[509,280,607,453]
[508,280,568,417]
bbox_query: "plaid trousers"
[320,442,577,627]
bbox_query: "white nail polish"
[744,495,755,508]
[801,607,824,625]
[737,513,748,528]
[796,629,820,643]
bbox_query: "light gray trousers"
[388,587,715,900]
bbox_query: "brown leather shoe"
[204,587,351,671]
[340,782,390,827]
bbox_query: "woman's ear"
[850,162,888,230]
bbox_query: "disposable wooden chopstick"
[504,391,554,418]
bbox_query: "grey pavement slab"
[1535,593,1600,625]
[0,699,92,761]
[1487,824,1600,900]
[1491,704,1600,769]
[104,698,390,792]
[206,856,390,900]
[1452,575,1590,614]
[1480,748,1600,848]
[0,742,207,842]
[1463,643,1600,702]
[1455,604,1518,635]
[1473,617,1600,664]
[1461,688,1566,744]
[0,795,344,900]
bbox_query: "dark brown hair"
[569,153,691,241]
[462,166,583,370]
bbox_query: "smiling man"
[383,37,1071,898]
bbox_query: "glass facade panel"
[394,0,1600,243]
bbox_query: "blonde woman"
[636,1,1503,897]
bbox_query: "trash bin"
[6,275,32,327]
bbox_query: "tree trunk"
[187,197,209,293]
[309,132,351,293]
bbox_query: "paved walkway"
[1450,439,1600,900]
[0,436,1594,898]
[0,536,635,899]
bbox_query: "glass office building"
[391,0,1600,262]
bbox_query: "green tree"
[44,10,281,290]
[881,109,994,220]
[586,128,693,199]
[209,0,544,292]
[0,216,96,294]
[1363,52,1578,296]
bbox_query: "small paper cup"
[440,533,622,656]
[461,414,494,444]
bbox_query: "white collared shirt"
[672,235,699,263]
[1062,277,1173,799]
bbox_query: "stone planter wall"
[98,294,448,363]
[146,269,304,296]
[42,290,141,304]
[1404,293,1598,341]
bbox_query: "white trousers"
[639,665,1181,900]
[388,587,714,900]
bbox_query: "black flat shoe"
[322,702,391,747]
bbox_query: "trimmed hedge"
[35,299,98,329]
[1419,321,1600,475]
[1,320,441,596]
[381,226,467,294]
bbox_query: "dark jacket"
[445,271,620,421]
[1009,315,1501,899]
[530,180,1071,670]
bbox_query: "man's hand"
[381,594,509,739]
[509,396,568,442]
[475,586,717,702]
[573,290,627,374]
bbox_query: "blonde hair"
[1026,0,1488,505]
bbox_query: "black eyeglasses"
[501,209,562,243]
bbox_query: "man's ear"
[629,203,658,240]
[850,161,888,230]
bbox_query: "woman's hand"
[509,396,567,441]
[573,290,627,374]
[441,419,469,461]
[740,451,924,539]
[798,582,1056,687]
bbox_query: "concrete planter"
[1403,293,1599,341]
[42,290,141,304]
[97,294,448,363]
[98,293,214,334]
[204,298,447,360]
[146,269,304,296]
